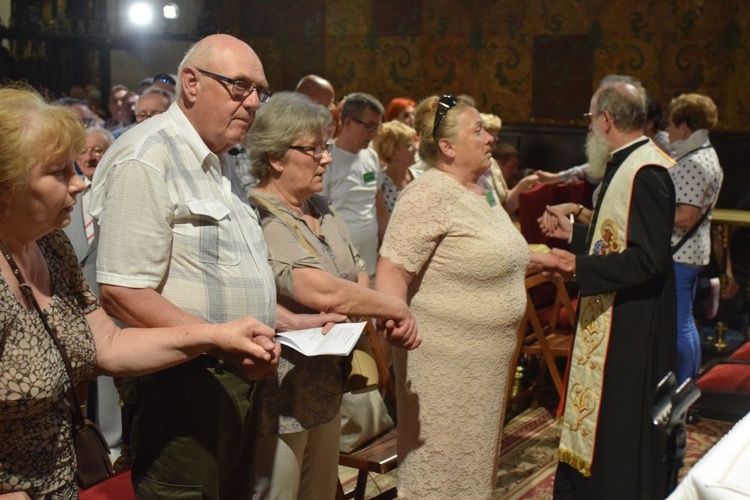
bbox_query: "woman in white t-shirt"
[666,93,723,383]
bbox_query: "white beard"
[585,131,612,179]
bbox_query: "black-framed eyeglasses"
[433,94,458,141]
[153,73,176,85]
[136,110,162,121]
[197,68,272,103]
[351,117,381,133]
[288,141,334,160]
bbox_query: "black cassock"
[554,139,677,500]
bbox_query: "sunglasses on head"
[153,74,176,85]
[433,94,458,142]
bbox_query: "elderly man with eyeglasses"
[89,34,344,499]
[322,92,389,280]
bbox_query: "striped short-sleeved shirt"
[90,103,276,326]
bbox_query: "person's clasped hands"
[384,315,420,349]
[209,312,346,381]
[530,204,578,281]
[529,249,576,282]
[538,204,573,241]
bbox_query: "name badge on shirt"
[485,190,497,207]
[363,171,376,183]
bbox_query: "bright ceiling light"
[163,3,180,20]
[128,2,154,26]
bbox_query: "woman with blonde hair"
[480,113,539,215]
[372,120,417,214]
[375,94,528,499]
[0,86,280,499]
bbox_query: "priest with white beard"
[532,75,678,499]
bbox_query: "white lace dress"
[379,168,528,499]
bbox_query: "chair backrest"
[543,275,577,332]
[520,272,576,347]
[518,180,594,248]
[506,271,577,406]
[359,318,397,412]
[518,183,556,244]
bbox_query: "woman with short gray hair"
[246,92,419,500]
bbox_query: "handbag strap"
[0,240,87,431]
[671,209,710,255]
[249,193,322,258]
[671,144,714,255]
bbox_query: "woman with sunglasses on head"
[246,92,419,500]
[375,94,529,499]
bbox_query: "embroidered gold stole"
[558,141,674,476]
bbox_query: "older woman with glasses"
[375,94,529,499]
[246,92,419,500]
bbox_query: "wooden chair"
[336,319,399,500]
[507,271,577,408]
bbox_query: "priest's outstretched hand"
[529,249,576,281]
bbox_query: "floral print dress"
[0,230,98,498]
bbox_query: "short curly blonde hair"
[372,121,416,164]
[0,85,85,194]
[669,93,719,131]
[479,113,502,135]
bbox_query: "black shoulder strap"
[671,144,715,255]
[0,240,87,431]
[672,209,710,255]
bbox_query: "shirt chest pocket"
[173,198,241,266]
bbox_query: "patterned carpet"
[339,407,733,499]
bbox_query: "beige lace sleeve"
[379,174,453,274]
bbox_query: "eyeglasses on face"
[583,110,604,121]
[136,110,162,120]
[197,69,272,103]
[81,117,98,128]
[433,93,458,141]
[79,147,105,158]
[351,116,381,133]
[288,141,334,160]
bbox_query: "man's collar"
[611,135,648,155]
[170,104,217,166]
[608,136,649,170]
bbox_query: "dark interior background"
[3,0,748,207]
